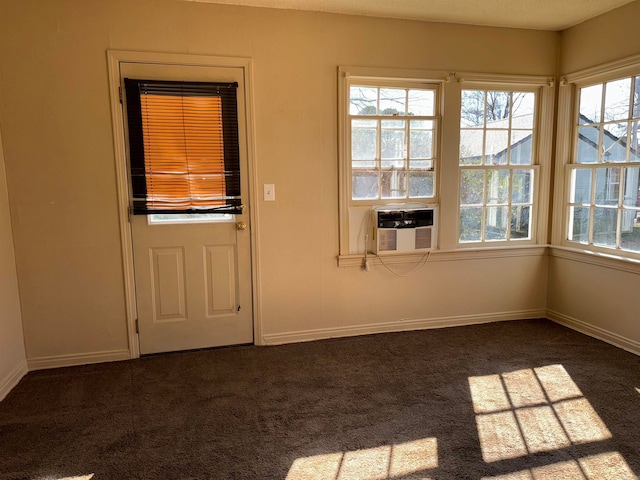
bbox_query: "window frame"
[346,79,441,205]
[339,69,554,263]
[555,55,640,260]
[455,77,555,248]
[338,66,446,257]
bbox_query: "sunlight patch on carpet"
[469,364,614,464]
[286,438,437,480]
[481,452,636,480]
[34,475,94,480]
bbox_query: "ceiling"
[183,0,636,31]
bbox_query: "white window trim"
[553,53,640,260]
[454,75,555,248]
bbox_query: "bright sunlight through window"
[286,438,438,480]
[469,364,635,479]
[35,475,94,480]
[285,364,635,480]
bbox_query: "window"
[339,69,553,262]
[347,81,440,202]
[566,75,640,253]
[459,89,538,243]
[124,79,242,215]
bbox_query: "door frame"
[106,50,263,358]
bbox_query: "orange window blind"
[124,80,241,215]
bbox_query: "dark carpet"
[0,319,638,479]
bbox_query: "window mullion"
[377,118,382,200]
[481,169,487,242]
[507,168,514,241]
[589,166,596,245]
[616,166,626,249]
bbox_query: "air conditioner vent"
[415,226,432,250]
[378,229,397,251]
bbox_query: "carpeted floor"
[0,319,638,480]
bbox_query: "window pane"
[620,210,640,252]
[461,170,485,205]
[352,125,377,160]
[381,121,405,169]
[149,213,232,224]
[350,86,378,115]
[486,206,508,240]
[381,170,407,198]
[381,119,405,128]
[509,130,533,165]
[353,119,377,127]
[410,160,432,169]
[486,92,511,124]
[631,121,640,161]
[602,123,628,162]
[379,88,405,115]
[460,207,483,242]
[410,120,434,160]
[579,84,602,124]
[570,169,592,204]
[511,206,531,239]
[485,130,509,165]
[623,167,640,207]
[512,170,533,204]
[595,167,621,206]
[408,89,434,116]
[576,126,600,163]
[593,207,618,247]
[409,170,434,197]
[381,122,405,161]
[352,169,378,199]
[604,78,631,121]
[486,170,509,205]
[569,206,590,244]
[511,92,535,128]
[410,129,433,159]
[460,129,483,165]
[461,90,485,127]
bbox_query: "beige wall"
[0,0,558,361]
[549,1,640,351]
[560,0,640,74]
[0,125,27,398]
[547,255,639,350]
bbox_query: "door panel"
[121,62,253,355]
[151,247,187,322]
[205,244,237,316]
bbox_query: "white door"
[120,62,253,355]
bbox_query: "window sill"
[549,245,640,275]
[337,245,548,268]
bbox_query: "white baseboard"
[262,309,547,345]
[0,359,28,402]
[27,349,131,371]
[547,310,640,356]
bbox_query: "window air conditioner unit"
[372,206,437,255]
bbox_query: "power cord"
[374,249,431,277]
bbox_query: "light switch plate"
[264,184,275,201]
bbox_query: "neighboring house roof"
[460,112,639,162]
[459,114,534,161]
